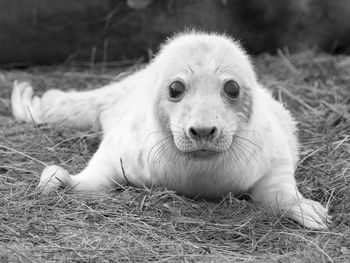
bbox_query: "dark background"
[1,0,350,67]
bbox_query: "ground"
[0,52,349,262]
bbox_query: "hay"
[0,52,349,262]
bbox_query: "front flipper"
[37,137,126,194]
[286,198,329,229]
[251,167,329,230]
[39,165,73,194]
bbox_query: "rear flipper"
[11,81,116,130]
[12,81,43,124]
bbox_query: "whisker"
[232,140,260,166]
[224,145,243,172]
[225,130,263,173]
[234,135,262,151]
[163,61,190,73]
[225,129,258,135]
[215,47,230,72]
[230,143,251,166]
[150,143,168,172]
[176,51,194,73]
[154,141,172,164]
[171,123,185,130]
[145,130,172,140]
[147,136,172,165]
[233,137,259,156]
[152,142,166,164]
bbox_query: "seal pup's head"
[152,32,258,159]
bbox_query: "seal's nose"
[188,126,218,140]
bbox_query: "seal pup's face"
[154,33,257,159]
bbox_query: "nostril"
[189,127,198,138]
[210,127,217,136]
[188,126,218,139]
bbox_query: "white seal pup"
[11,32,329,229]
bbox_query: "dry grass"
[0,52,350,262]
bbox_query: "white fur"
[11,32,329,229]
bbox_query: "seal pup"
[11,32,329,229]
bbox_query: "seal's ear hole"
[223,80,240,100]
[169,81,185,101]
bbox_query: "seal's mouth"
[187,149,219,158]
[171,130,233,156]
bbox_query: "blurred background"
[0,0,350,67]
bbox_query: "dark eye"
[169,81,185,100]
[223,80,240,100]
